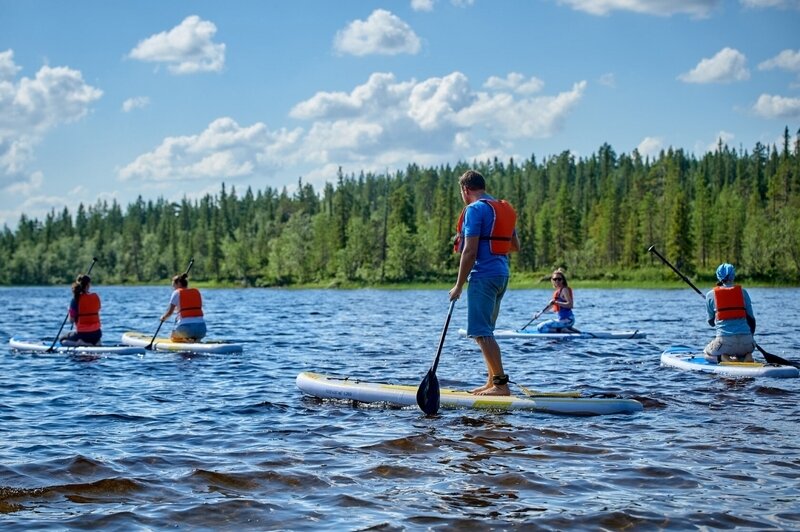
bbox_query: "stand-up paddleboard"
[296,372,643,416]
[661,345,799,378]
[121,331,243,354]
[9,337,145,355]
[459,328,646,340]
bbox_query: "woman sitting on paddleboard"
[704,263,756,363]
[537,268,575,333]
[159,273,207,342]
[61,274,102,346]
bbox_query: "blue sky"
[1,0,799,228]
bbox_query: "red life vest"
[454,199,517,255]
[76,292,101,333]
[552,287,573,313]
[178,288,204,318]
[713,285,746,321]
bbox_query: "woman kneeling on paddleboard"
[537,269,575,333]
[160,273,207,342]
[61,275,102,346]
[704,263,756,363]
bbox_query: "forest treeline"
[2,127,799,286]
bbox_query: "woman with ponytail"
[60,274,102,346]
[159,273,207,342]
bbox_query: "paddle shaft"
[521,302,552,330]
[647,245,796,368]
[47,258,98,352]
[430,299,457,375]
[147,258,194,350]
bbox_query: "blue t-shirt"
[705,284,754,336]
[462,195,511,280]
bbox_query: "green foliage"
[3,127,800,285]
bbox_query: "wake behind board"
[459,328,646,340]
[121,331,243,354]
[296,372,643,416]
[661,345,799,378]
[9,337,145,355]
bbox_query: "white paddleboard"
[459,328,646,339]
[661,345,799,378]
[121,331,243,354]
[9,337,145,355]
[296,371,643,416]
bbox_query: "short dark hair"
[459,170,485,191]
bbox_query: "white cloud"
[411,0,435,11]
[129,15,225,74]
[0,50,102,191]
[706,130,735,152]
[122,96,150,112]
[122,70,586,186]
[758,49,800,72]
[484,73,545,94]
[334,9,421,56]
[637,136,663,157]
[752,93,800,118]
[117,117,303,182]
[678,47,750,83]
[558,0,719,17]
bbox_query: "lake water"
[1,286,798,530]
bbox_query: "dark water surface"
[1,286,798,530]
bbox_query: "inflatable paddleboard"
[9,337,145,355]
[459,328,646,340]
[296,372,643,416]
[661,345,799,378]
[121,331,243,354]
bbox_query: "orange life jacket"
[178,288,204,319]
[713,285,746,321]
[552,287,573,314]
[454,199,517,255]
[76,292,101,333]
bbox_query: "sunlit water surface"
[1,286,798,530]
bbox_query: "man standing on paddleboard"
[450,170,520,396]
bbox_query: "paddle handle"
[648,245,703,296]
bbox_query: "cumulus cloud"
[636,136,663,158]
[758,49,800,73]
[558,0,719,17]
[121,71,586,186]
[678,47,750,83]
[484,73,544,94]
[752,94,800,118]
[129,15,225,74]
[334,9,421,56]
[122,96,150,112]
[117,117,303,182]
[411,0,435,11]
[0,50,103,191]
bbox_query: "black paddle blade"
[416,369,440,416]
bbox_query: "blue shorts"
[537,317,575,333]
[466,276,509,338]
[172,322,207,341]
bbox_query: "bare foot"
[475,384,510,396]
[470,382,492,394]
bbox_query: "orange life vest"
[454,199,517,255]
[552,287,573,314]
[76,292,101,333]
[178,288,204,318]
[713,285,746,321]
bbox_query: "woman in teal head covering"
[703,263,757,363]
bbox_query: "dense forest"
[2,127,799,286]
